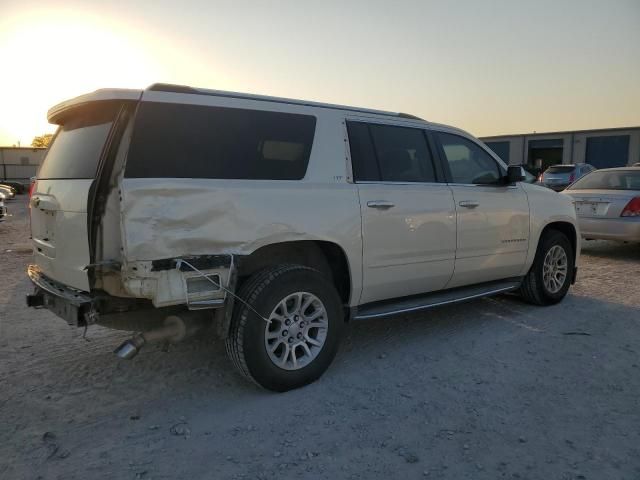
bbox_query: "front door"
[434,131,530,288]
[347,121,456,304]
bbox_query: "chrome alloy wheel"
[542,245,568,294]
[264,292,328,370]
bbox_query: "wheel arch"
[519,220,578,305]
[237,240,352,306]
[521,218,579,278]
[540,221,578,260]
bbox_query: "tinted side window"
[437,132,502,184]
[369,124,436,182]
[125,103,316,180]
[346,122,380,181]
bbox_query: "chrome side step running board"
[353,278,523,320]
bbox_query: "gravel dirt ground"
[1,197,639,480]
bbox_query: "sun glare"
[0,10,165,145]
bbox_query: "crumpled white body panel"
[119,178,363,305]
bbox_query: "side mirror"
[506,165,525,184]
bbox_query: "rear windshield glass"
[38,102,121,180]
[568,170,640,190]
[125,102,316,180]
[546,165,575,174]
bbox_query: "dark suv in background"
[540,163,596,191]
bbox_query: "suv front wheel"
[519,229,574,305]
[225,265,344,392]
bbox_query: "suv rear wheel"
[519,229,574,305]
[225,265,344,392]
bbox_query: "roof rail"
[398,112,424,121]
[145,83,425,121]
[148,83,199,94]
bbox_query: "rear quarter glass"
[124,102,316,180]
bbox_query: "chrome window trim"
[356,181,519,188]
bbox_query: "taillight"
[28,180,36,198]
[537,174,543,182]
[621,197,640,217]
[568,173,575,183]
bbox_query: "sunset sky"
[0,0,638,146]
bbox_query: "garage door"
[484,141,510,163]
[585,135,630,169]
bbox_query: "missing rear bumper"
[27,289,87,326]
[26,264,97,326]
[26,264,152,327]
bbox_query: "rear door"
[433,130,530,288]
[348,120,456,304]
[31,101,128,291]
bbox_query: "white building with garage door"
[480,126,640,173]
[0,146,47,183]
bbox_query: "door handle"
[458,200,479,208]
[367,200,395,209]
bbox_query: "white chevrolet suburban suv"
[27,84,580,391]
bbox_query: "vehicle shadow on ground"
[4,266,636,402]
[5,288,630,387]
[23,289,631,398]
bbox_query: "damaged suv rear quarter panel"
[120,179,361,262]
[119,103,363,306]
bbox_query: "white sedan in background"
[562,167,640,242]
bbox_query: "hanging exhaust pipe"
[114,335,145,360]
[114,312,208,360]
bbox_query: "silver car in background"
[562,167,640,242]
[0,184,16,200]
[541,163,596,191]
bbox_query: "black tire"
[225,264,344,392]
[519,229,574,305]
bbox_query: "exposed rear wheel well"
[541,222,577,258]
[237,241,351,304]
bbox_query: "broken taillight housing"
[28,179,36,237]
[28,179,36,198]
[621,197,640,217]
